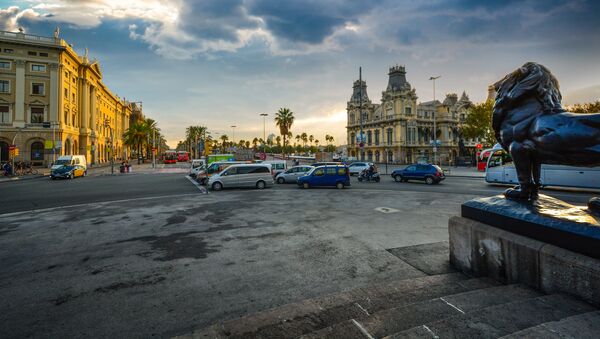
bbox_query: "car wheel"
[336,182,344,189]
[394,175,402,182]
[256,180,266,189]
[425,177,434,185]
[277,177,285,184]
[212,182,223,191]
[303,182,310,189]
[83,171,87,177]
[69,173,74,180]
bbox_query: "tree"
[309,134,314,146]
[123,121,150,164]
[300,132,308,148]
[325,134,334,145]
[220,134,229,152]
[252,137,259,149]
[461,100,495,147]
[295,134,301,146]
[568,101,600,113]
[185,125,207,158]
[274,108,295,158]
[275,135,281,146]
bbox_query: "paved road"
[1,169,598,338]
[0,169,595,215]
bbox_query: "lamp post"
[260,113,268,151]
[429,75,441,166]
[104,118,115,175]
[231,125,236,145]
[359,67,364,161]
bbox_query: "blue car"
[297,165,350,189]
[391,164,445,185]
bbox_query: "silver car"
[275,165,314,184]
[348,162,372,176]
[208,164,274,191]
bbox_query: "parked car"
[347,162,373,176]
[208,164,274,191]
[51,164,87,180]
[196,161,248,185]
[275,165,313,184]
[391,164,445,184]
[297,165,350,189]
[189,158,206,178]
[264,160,287,177]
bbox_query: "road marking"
[354,302,370,316]
[0,193,202,217]
[440,297,465,314]
[422,325,439,338]
[375,206,400,213]
[350,319,375,339]
[185,175,208,194]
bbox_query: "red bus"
[164,150,177,164]
[177,151,189,162]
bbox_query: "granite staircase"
[177,243,600,339]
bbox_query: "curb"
[0,174,48,184]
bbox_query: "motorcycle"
[358,169,380,182]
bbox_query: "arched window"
[31,141,44,161]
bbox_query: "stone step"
[301,284,541,339]
[177,273,482,339]
[500,310,600,339]
[385,294,597,339]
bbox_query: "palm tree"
[220,134,229,152]
[252,137,259,149]
[295,134,301,146]
[245,140,251,149]
[123,121,149,164]
[309,134,314,146]
[274,108,294,158]
[315,139,320,147]
[275,135,281,146]
[301,132,308,148]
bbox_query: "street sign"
[44,140,53,149]
[9,144,15,151]
[42,122,51,128]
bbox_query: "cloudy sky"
[1,0,599,147]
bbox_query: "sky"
[1,0,599,147]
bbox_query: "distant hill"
[563,84,600,105]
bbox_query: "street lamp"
[429,75,441,166]
[103,118,115,175]
[260,113,268,151]
[231,125,236,145]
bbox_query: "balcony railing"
[0,30,64,47]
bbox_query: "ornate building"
[346,65,473,165]
[0,29,141,166]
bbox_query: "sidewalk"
[0,162,125,183]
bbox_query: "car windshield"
[306,167,317,175]
[433,165,443,172]
[55,159,70,165]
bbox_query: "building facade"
[346,65,474,165]
[0,29,138,166]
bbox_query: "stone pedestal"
[449,195,600,307]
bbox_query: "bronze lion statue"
[492,62,600,212]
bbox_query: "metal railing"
[0,31,63,46]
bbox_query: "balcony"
[0,30,65,48]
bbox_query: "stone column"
[90,86,97,132]
[49,63,59,122]
[14,60,25,127]
[81,79,89,129]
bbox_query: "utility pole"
[359,67,364,161]
[429,75,441,166]
[260,113,268,151]
[152,128,156,169]
[231,125,236,145]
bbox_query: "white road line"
[422,325,439,338]
[0,193,201,217]
[354,302,370,316]
[185,175,208,194]
[440,297,465,314]
[350,319,375,339]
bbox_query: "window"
[0,80,9,93]
[64,110,69,125]
[28,51,37,56]
[313,168,324,176]
[72,93,75,102]
[250,166,270,173]
[31,64,46,72]
[39,52,48,57]
[374,130,380,146]
[406,166,416,172]
[64,88,68,98]
[30,107,44,123]
[32,83,45,95]
[350,133,355,145]
[0,106,9,123]
[337,167,347,175]
[326,167,337,175]
[224,167,238,175]
[367,131,372,145]
[31,142,44,161]
[387,128,393,145]
[0,61,10,69]
[4,49,13,54]
[405,107,412,115]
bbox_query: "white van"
[189,158,206,178]
[264,160,287,176]
[51,155,87,171]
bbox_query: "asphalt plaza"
[0,171,597,338]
